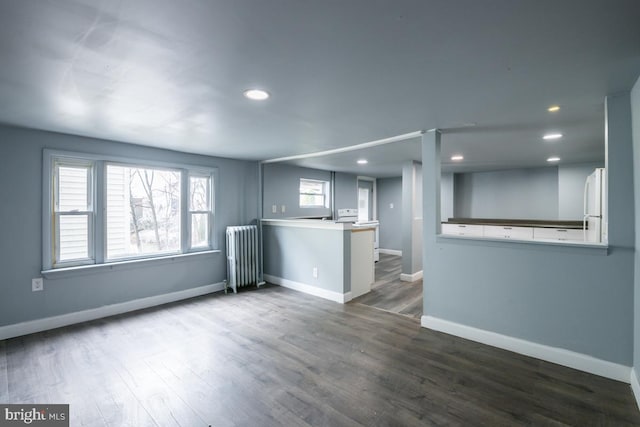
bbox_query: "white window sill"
[42,250,221,279]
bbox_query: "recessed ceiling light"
[357,159,368,165]
[548,105,560,112]
[243,89,270,101]
[543,133,563,140]
[547,156,561,162]
[451,155,464,161]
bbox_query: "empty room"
[2,1,640,425]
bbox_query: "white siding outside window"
[106,165,129,258]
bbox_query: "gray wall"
[334,172,358,214]
[558,162,604,220]
[377,177,402,251]
[0,125,258,328]
[262,224,348,293]
[262,163,332,219]
[423,93,635,365]
[454,167,559,219]
[378,172,454,252]
[631,78,640,371]
[441,172,454,221]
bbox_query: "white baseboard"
[400,270,423,282]
[379,249,402,256]
[421,315,631,383]
[631,369,640,410]
[264,274,352,303]
[0,282,225,341]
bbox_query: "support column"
[422,130,441,308]
[605,93,634,248]
[401,160,423,281]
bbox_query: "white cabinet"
[350,228,375,299]
[441,222,586,244]
[533,228,584,242]
[482,225,533,240]
[441,223,483,237]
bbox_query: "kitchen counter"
[444,218,584,230]
[261,219,375,303]
[441,218,587,243]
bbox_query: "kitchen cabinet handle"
[458,225,466,228]
[557,229,567,232]
[503,227,512,230]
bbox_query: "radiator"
[225,225,263,293]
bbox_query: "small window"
[189,173,213,249]
[299,178,329,208]
[53,160,94,267]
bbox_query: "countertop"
[443,218,584,230]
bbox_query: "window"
[189,174,212,248]
[299,178,329,208]
[106,164,181,259]
[44,150,216,270]
[53,160,94,266]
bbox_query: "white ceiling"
[0,1,638,175]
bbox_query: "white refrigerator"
[583,168,607,243]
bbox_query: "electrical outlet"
[312,267,318,278]
[389,203,394,209]
[281,205,286,213]
[272,204,277,214]
[32,278,43,292]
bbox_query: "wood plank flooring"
[351,253,422,319]
[2,285,640,426]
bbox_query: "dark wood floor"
[351,253,422,319]
[2,285,640,426]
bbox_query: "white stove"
[336,209,379,262]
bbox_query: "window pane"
[300,180,324,195]
[300,194,325,207]
[58,166,88,211]
[299,178,329,208]
[191,213,209,247]
[106,165,181,258]
[59,215,88,261]
[190,176,209,211]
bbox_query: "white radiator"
[225,225,263,293]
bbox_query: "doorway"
[357,178,375,222]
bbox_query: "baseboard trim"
[0,282,225,341]
[264,274,351,303]
[631,369,640,410]
[421,315,631,383]
[400,270,423,282]
[379,249,402,256]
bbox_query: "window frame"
[299,178,330,209]
[187,171,215,251]
[52,158,96,268]
[43,149,218,271]
[104,161,183,262]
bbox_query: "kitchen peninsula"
[261,219,376,303]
